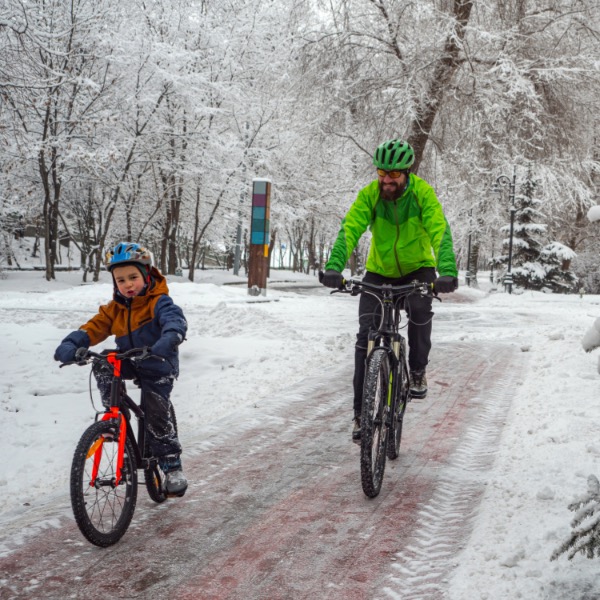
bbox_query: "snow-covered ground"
[1,267,599,598]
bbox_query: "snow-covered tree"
[551,475,600,561]
[493,164,577,291]
[2,0,600,279]
[0,0,124,280]
[538,242,578,293]
[509,165,547,289]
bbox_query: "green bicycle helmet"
[373,139,415,171]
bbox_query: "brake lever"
[59,358,87,368]
[75,347,89,363]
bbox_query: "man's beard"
[378,180,405,202]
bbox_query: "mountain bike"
[334,278,434,498]
[61,347,180,547]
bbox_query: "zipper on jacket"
[126,299,135,348]
[392,200,404,277]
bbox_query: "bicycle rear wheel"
[360,348,390,498]
[70,420,138,547]
[388,356,409,460]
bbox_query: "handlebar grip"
[75,347,89,361]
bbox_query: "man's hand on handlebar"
[319,269,345,290]
[433,275,458,294]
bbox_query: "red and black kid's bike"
[62,347,180,547]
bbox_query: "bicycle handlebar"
[333,278,435,298]
[59,346,163,368]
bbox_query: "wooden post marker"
[248,178,271,296]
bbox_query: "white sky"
[1,268,599,597]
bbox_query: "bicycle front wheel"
[70,420,138,547]
[360,348,390,498]
[388,357,409,460]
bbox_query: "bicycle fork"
[87,408,128,488]
[89,352,128,489]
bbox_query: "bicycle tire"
[360,348,390,498]
[144,402,177,503]
[70,419,138,547]
[387,356,409,460]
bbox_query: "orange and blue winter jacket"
[57,267,187,377]
[325,175,458,278]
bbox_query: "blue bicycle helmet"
[105,242,153,273]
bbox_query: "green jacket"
[325,175,458,278]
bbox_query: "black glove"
[319,270,344,289]
[151,331,182,358]
[433,275,458,294]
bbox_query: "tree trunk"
[409,0,474,173]
[470,239,480,288]
[189,185,202,282]
[39,145,59,281]
[267,228,276,277]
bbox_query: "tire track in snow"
[380,343,522,600]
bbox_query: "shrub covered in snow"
[551,475,600,561]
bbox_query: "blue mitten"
[151,331,182,358]
[54,330,90,363]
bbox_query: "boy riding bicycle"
[54,242,188,495]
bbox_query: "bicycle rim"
[360,348,390,498]
[388,358,409,460]
[70,420,138,547]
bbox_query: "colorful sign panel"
[250,179,271,258]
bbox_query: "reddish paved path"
[1,333,521,599]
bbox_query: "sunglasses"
[376,168,404,179]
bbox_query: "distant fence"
[1,265,81,271]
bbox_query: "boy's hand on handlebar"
[319,269,345,289]
[54,341,78,363]
[57,346,88,367]
[433,276,458,294]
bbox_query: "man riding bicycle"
[320,139,458,442]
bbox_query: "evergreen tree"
[538,242,578,293]
[510,165,548,290]
[551,475,600,561]
[493,165,577,292]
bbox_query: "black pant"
[353,268,436,416]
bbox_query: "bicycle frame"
[357,281,429,413]
[364,285,407,414]
[89,352,146,488]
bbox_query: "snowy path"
[0,326,523,599]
